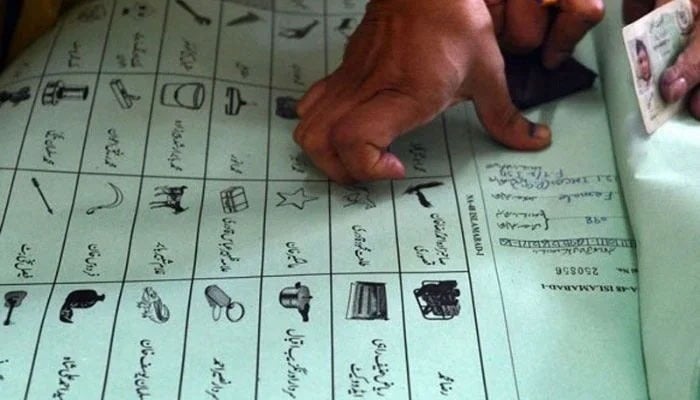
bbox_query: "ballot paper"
[622,0,693,134]
[0,1,649,399]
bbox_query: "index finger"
[541,0,605,69]
[330,90,435,181]
[485,0,507,36]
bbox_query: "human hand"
[293,0,552,183]
[487,0,605,69]
[624,0,700,118]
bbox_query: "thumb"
[330,90,436,181]
[659,24,700,103]
[470,54,552,150]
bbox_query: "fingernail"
[388,159,405,179]
[383,154,405,179]
[663,77,687,102]
[528,122,550,141]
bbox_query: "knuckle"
[577,0,606,25]
[473,16,497,39]
[303,137,325,155]
[329,124,356,149]
[295,130,324,155]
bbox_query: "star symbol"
[276,188,319,210]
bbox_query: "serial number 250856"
[555,266,599,276]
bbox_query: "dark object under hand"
[276,96,300,119]
[504,50,597,109]
[0,86,31,107]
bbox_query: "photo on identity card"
[622,0,693,133]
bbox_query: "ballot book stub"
[622,0,693,134]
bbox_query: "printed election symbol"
[86,182,124,215]
[335,17,356,38]
[227,11,262,27]
[3,291,27,326]
[346,282,388,320]
[31,177,54,215]
[276,188,318,210]
[413,280,461,320]
[220,186,249,214]
[42,80,89,106]
[342,185,376,210]
[149,185,189,214]
[279,19,319,39]
[205,285,245,323]
[160,82,205,110]
[225,86,254,116]
[121,1,155,20]
[59,290,105,324]
[0,86,30,108]
[137,287,170,324]
[275,96,300,119]
[279,282,312,322]
[110,79,141,109]
[404,181,444,208]
[175,0,211,25]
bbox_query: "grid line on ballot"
[99,0,172,396]
[20,1,120,398]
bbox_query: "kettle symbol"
[279,282,312,322]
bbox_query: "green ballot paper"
[0,0,697,399]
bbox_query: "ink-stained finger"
[542,0,604,69]
[470,41,551,150]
